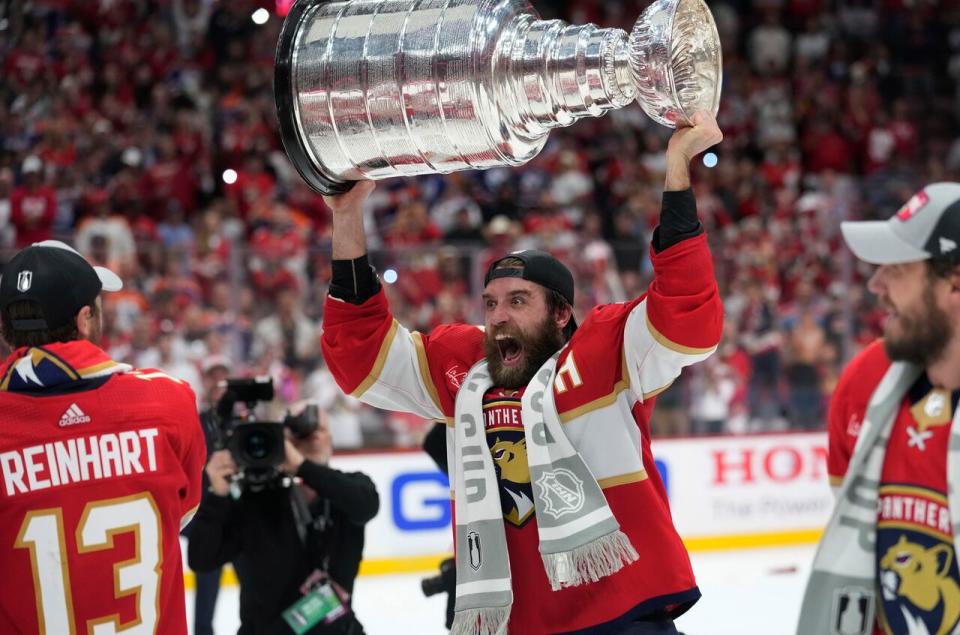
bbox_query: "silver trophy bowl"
[631,0,722,127]
[275,0,722,195]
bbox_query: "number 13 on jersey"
[15,493,161,635]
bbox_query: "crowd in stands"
[2,0,960,447]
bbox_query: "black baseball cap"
[484,250,577,332]
[0,240,122,331]
[842,182,960,265]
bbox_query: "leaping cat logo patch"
[490,434,535,527]
[878,535,960,635]
[484,390,536,527]
[876,485,960,635]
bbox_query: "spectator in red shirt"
[10,156,57,247]
[144,135,197,217]
[889,98,918,160]
[3,28,47,90]
[225,153,276,220]
[802,119,854,174]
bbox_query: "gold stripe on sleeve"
[351,320,400,398]
[646,315,717,355]
[412,331,444,414]
[558,350,630,423]
[597,470,649,489]
[642,380,675,401]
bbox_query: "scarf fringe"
[451,607,510,635]
[543,529,639,591]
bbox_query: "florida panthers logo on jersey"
[483,389,535,527]
[876,485,960,635]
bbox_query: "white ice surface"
[189,544,816,635]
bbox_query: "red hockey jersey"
[0,341,205,635]
[322,234,723,633]
[828,340,960,635]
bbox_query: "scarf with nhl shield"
[796,361,960,635]
[450,353,639,635]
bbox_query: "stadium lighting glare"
[222,169,238,185]
[252,8,270,25]
[383,269,399,284]
[703,152,718,168]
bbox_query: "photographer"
[187,404,379,635]
[421,422,455,630]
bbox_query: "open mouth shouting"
[496,334,524,367]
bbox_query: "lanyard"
[289,484,333,570]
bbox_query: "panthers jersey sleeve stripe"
[624,299,716,402]
[411,331,444,414]
[351,319,399,398]
[621,233,722,401]
[596,470,649,489]
[645,316,717,355]
[324,292,447,422]
[558,352,631,424]
[645,233,723,351]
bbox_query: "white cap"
[841,183,960,265]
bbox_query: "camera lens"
[421,574,444,597]
[243,431,273,460]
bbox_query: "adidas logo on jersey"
[59,403,91,427]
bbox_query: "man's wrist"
[206,482,231,497]
[289,454,306,474]
[664,154,691,191]
[331,208,368,260]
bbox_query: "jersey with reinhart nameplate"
[0,343,204,635]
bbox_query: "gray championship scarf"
[451,355,639,635]
[796,362,960,635]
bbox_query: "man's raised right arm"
[321,181,449,423]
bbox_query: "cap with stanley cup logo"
[841,182,960,265]
[0,240,123,331]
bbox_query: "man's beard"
[883,284,953,366]
[484,315,565,389]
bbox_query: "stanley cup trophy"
[275,0,722,195]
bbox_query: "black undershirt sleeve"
[651,187,703,252]
[329,254,381,305]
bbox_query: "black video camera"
[421,557,456,629]
[214,377,320,488]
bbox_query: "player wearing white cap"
[798,183,960,635]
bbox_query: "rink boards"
[334,431,833,574]
[182,431,832,585]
